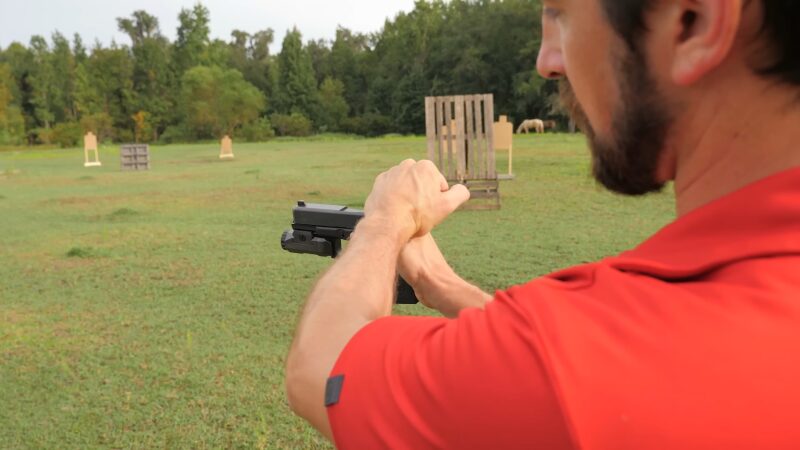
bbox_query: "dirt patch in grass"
[107,208,140,220]
[66,246,108,259]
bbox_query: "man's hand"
[364,159,470,242]
[399,233,494,318]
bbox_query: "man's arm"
[285,160,470,439]
[399,233,493,318]
[285,218,405,439]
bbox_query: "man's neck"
[669,76,800,217]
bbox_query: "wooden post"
[483,94,496,178]
[464,95,476,179]
[473,97,485,179]
[454,95,466,181]
[444,99,454,180]
[425,97,437,165]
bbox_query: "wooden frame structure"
[425,94,500,210]
[120,144,150,171]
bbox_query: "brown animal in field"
[542,120,557,131]
[516,119,545,134]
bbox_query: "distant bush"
[270,113,312,137]
[340,113,394,137]
[51,122,83,148]
[240,117,275,142]
[0,105,25,145]
[115,129,135,144]
[30,127,52,145]
[80,113,114,143]
[159,125,191,144]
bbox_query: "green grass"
[0,135,675,448]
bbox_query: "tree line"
[0,0,562,147]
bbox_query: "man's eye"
[543,7,561,19]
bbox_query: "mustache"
[558,79,591,136]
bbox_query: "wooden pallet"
[425,94,502,210]
[456,179,500,211]
[120,144,150,171]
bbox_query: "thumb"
[441,184,471,215]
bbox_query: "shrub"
[51,122,83,148]
[270,112,312,137]
[240,117,275,142]
[0,105,25,145]
[80,113,114,143]
[115,129,135,144]
[340,113,394,137]
[30,127,52,145]
[158,125,191,144]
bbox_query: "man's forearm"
[286,217,405,439]
[398,234,493,318]
[417,267,493,318]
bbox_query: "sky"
[0,0,417,52]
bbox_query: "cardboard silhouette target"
[493,116,514,180]
[220,135,234,159]
[83,132,102,167]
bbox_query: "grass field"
[0,134,675,449]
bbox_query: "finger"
[441,184,471,214]
[440,176,449,192]
[416,161,448,191]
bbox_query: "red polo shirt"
[327,167,800,449]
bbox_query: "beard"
[558,50,672,196]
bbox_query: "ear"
[670,0,742,86]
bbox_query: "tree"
[228,29,276,111]
[306,39,332,86]
[275,28,319,122]
[180,66,264,138]
[318,77,349,131]
[117,10,173,141]
[0,43,35,140]
[73,34,88,65]
[117,10,160,46]
[28,36,55,133]
[0,63,25,144]
[75,43,135,140]
[329,27,371,116]
[50,32,79,123]
[173,4,211,76]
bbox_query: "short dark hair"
[600,0,800,87]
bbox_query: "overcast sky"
[0,0,417,52]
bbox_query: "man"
[286,0,800,448]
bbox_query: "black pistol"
[281,201,419,305]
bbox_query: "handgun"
[281,201,419,304]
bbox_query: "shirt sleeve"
[326,290,576,449]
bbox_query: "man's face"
[537,0,672,196]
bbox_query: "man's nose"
[537,41,565,80]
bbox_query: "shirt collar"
[605,167,800,279]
